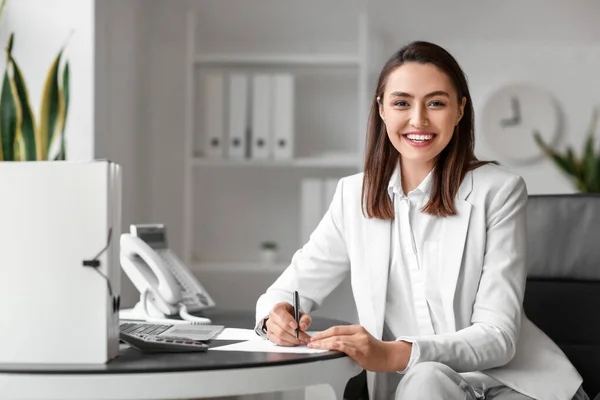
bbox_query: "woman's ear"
[456,96,466,125]
[377,96,385,122]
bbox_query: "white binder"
[0,160,122,363]
[271,74,295,159]
[251,74,272,159]
[300,178,324,246]
[227,73,249,159]
[203,73,225,158]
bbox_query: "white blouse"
[385,165,501,392]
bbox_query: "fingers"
[298,330,312,343]
[270,302,295,327]
[309,337,358,357]
[269,302,296,331]
[311,325,360,341]
[266,315,301,346]
[299,312,312,331]
[267,330,299,347]
[266,302,311,346]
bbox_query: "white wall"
[94,0,150,308]
[370,0,600,195]
[107,1,600,314]
[0,0,95,160]
[448,41,600,194]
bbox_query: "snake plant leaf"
[0,68,18,161]
[9,53,37,161]
[0,0,7,27]
[39,49,63,160]
[56,60,69,160]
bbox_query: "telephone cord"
[179,303,212,325]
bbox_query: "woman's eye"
[394,101,409,107]
[429,101,445,107]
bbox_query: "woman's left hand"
[308,325,412,372]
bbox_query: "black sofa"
[345,193,600,399]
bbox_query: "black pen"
[293,290,300,339]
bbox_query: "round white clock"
[481,83,561,164]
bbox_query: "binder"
[300,178,323,246]
[203,73,225,158]
[271,74,295,159]
[0,160,122,363]
[227,74,249,159]
[251,74,272,159]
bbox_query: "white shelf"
[193,261,288,273]
[182,11,373,265]
[191,155,361,168]
[194,53,361,67]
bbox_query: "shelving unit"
[194,53,361,67]
[182,10,380,272]
[194,261,288,274]
[191,154,361,168]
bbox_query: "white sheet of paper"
[213,328,321,342]
[210,339,328,354]
[213,328,263,341]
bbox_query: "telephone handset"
[120,224,215,325]
[120,234,181,315]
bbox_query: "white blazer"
[256,164,582,400]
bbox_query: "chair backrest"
[524,194,600,398]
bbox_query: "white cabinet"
[182,10,381,272]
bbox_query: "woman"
[255,41,587,400]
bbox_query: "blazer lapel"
[440,172,473,332]
[364,217,392,340]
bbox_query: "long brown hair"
[361,41,495,219]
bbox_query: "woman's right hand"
[266,301,312,346]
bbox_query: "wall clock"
[481,83,561,164]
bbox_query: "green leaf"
[9,54,37,160]
[39,49,63,160]
[533,131,577,177]
[58,61,69,160]
[595,158,600,192]
[0,69,17,161]
[584,109,600,192]
[0,0,7,27]
[565,147,582,180]
[575,178,588,193]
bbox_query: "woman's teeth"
[406,134,434,142]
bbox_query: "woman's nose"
[410,106,429,129]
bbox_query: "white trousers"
[387,362,590,400]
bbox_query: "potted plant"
[260,241,279,264]
[0,21,70,161]
[533,108,600,193]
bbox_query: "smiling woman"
[255,41,588,400]
[363,42,495,219]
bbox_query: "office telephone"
[120,224,216,325]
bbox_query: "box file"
[203,73,226,158]
[251,75,272,159]
[227,74,249,159]
[271,74,295,160]
[0,160,122,363]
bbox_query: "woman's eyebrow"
[389,90,450,99]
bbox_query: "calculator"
[120,329,209,353]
